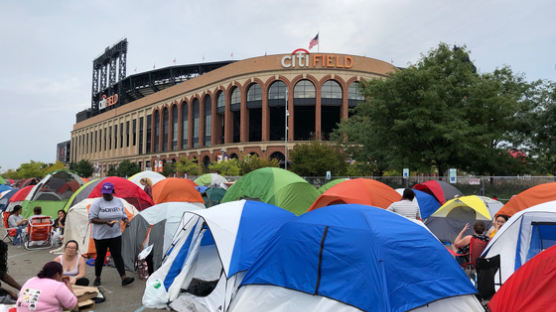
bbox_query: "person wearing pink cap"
[88,182,134,287]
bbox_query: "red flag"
[308,33,319,50]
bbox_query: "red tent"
[413,180,463,205]
[488,244,556,311]
[8,185,34,203]
[88,176,154,211]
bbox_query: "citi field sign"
[281,49,353,69]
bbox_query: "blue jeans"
[13,226,26,245]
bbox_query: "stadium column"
[315,80,322,140]
[211,93,217,146]
[287,83,294,142]
[341,82,349,120]
[177,102,183,150]
[168,104,174,151]
[199,96,205,147]
[240,84,248,142]
[158,108,164,153]
[224,88,232,144]
[262,82,269,141]
[188,99,193,149]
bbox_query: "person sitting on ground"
[54,240,89,286]
[7,205,28,246]
[453,221,489,265]
[139,178,153,199]
[52,210,66,246]
[0,241,22,303]
[16,261,77,312]
[386,188,421,220]
[53,210,66,234]
[487,214,509,239]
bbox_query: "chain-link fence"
[302,176,556,203]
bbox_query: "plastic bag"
[142,278,168,308]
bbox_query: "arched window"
[321,81,342,140]
[293,80,316,140]
[230,87,240,143]
[322,80,342,99]
[247,84,262,142]
[181,101,188,148]
[348,81,365,107]
[247,84,262,104]
[268,81,288,141]
[172,105,178,150]
[215,91,225,144]
[204,96,211,146]
[154,110,160,153]
[193,99,200,148]
[294,80,316,99]
[162,107,169,151]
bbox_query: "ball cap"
[101,182,115,194]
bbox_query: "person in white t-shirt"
[88,182,134,287]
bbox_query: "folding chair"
[1,212,18,243]
[22,216,54,250]
[476,255,502,301]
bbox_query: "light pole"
[284,88,288,170]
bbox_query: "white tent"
[142,200,295,311]
[129,171,166,188]
[51,197,139,256]
[482,200,556,284]
[121,202,202,272]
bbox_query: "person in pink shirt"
[16,261,77,312]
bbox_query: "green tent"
[318,178,349,194]
[203,187,227,207]
[0,176,6,185]
[21,170,84,218]
[222,167,319,215]
[62,179,100,211]
[194,173,228,189]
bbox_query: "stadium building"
[71,41,396,175]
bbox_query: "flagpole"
[318,31,320,53]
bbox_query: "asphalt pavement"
[5,243,161,312]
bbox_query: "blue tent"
[239,204,479,312]
[414,189,441,219]
[0,185,13,193]
[0,189,17,211]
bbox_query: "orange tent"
[152,177,204,204]
[496,182,556,218]
[307,178,401,212]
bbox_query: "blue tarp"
[414,189,441,219]
[242,204,477,312]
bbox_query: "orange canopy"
[152,177,203,204]
[496,182,556,218]
[308,178,401,212]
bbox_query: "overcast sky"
[1,0,554,171]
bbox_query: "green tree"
[162,162,176,177]
[106,165,117,177]
[16,161,45,179]
[333,43,530,176]
[208,159,241,176]
[239,155,279,175]
[71,160,94,178]
[176,157,201,176]
[115,160,141,178]
[526,81,556,173]
[289,141,347,176]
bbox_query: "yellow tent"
[431,195,492,221]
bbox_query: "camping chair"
[476,255,502,301]
[1,212,18,243]
[446,237,489,279]
[22,216,54,250]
